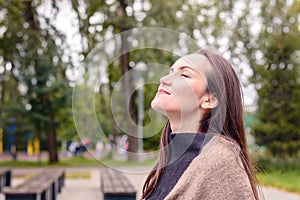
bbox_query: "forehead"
[172,54,210,72]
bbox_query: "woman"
[142,49,260,200]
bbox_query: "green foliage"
[257,171,300,193]
[1,0,299,162]
[248,0,300,158]
[0,155,156,167]
[69,0,254,142]
[0,1,75,162]
[253,151,300,193]
[254,154,300,172]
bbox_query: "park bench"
[3,169,65,200]
[101,167,136,200]
[0,168,11,192]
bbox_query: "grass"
[0,156,155,180]
[65,171,91,179]
[12,170,91,179]
[0,156,156,168]
[251,152,300,194]
[257,170,300,194]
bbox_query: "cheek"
[178,89,199,111]
[174,80,209,115]
[150,80,205,114]
[175,82,200,103]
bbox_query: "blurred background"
[0,0,299,195]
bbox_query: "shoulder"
[178,134,250,184]
[165,134,255,199]
[199,134,243,168]
[169,133,247,181]
[167,134,244,175]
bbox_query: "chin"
[151,99,166,114]
[151,100,181,117]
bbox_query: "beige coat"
[164,135,255,200]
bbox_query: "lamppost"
[135,62,146,162]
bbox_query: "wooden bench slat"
[101,167,136,199]
[4,170,62,193]
[3,169,65,200]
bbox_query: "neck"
[168,112,201,133]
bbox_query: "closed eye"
[180,74,190,78]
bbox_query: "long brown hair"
[142,49,260,200]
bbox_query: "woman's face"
[151,54,210,117]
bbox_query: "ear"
[200,93,218,110]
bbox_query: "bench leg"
[40,190,46,200]
[52,182,56,200]
[56,180,59,194]
[58,175,64,193]
[39,187,52,200]
[0,175,3,192]
[6,171,11,186]
[6,194,38,200]
[58,178,61,193]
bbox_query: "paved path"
[261,186,300,200]
[57,167,101,200]
[1,166,299,200]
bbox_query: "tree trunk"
[48,129,58,163]
[47,109,58,163]
[43,92,58,163]
[117,0,138,161]
[0,68,6,127]
[120,33,138,161]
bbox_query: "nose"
[159,74,171,86]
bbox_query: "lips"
[157,88,171,95]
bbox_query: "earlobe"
[200,94,218,110]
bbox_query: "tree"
[0,1,72,163]
[69,0,239,161]
[246,0,300,158]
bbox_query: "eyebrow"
[170,66,196,72]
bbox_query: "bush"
[253,153,300,172]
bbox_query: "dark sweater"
[164,135,255,200]
[148,133,213,200]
